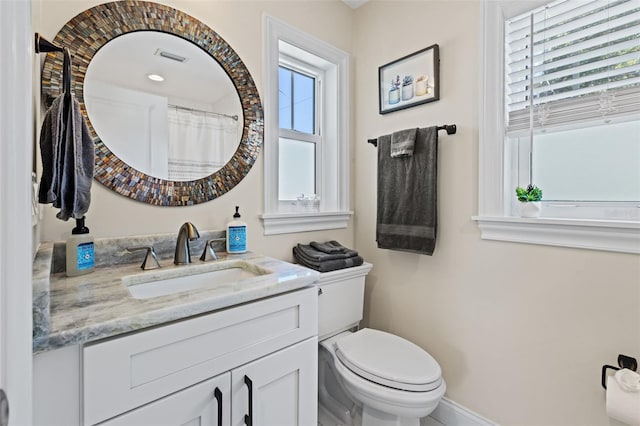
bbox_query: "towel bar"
[367,124,456,147]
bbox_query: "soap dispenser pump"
[66,217,95,276]
[226,206,247,254]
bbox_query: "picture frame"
[378,44,440,115]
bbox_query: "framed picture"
[378,44,440,115]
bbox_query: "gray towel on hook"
[376,126,438,255]
[390,128,417,158]
[39,93,94,221]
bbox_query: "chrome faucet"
[174,222,200,264]
[127,246,161,270]
[200,237,227,262]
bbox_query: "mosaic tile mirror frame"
[40,0,263,206]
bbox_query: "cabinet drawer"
[83,287,317,425]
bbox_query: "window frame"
[473,0,640,254]
[261,15,351,235]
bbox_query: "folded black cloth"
[293,246,363,273]
[310,240,353,255]
[295,243,357,261]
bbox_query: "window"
[475,0,640,253]
[278,66,316,134]
[261,15,351,235]
[278,64,320,202]
[505,0,640,211]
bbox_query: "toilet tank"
[315,263,372,340]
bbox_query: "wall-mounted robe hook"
[34,33,72,100]
[35,33,62,54]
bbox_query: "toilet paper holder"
[602,354,638,389]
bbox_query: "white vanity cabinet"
[33,287,318,426]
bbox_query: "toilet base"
[362,406,419,426]
[319,403,420,426]
[319,402,361,426]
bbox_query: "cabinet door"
[231,337,317,426]
[100,373,230,426]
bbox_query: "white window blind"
[505,0,640,132]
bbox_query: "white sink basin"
[123,261,274,300]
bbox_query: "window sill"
[260,211,353,235]
[472,216,640,254]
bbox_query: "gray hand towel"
[38,96,63,205]
[376,126,438,255]
[293,246,364,272]
[310,240,351,254]
[295,243,358,261]
[390,128,417,158]
[39,94,94,221]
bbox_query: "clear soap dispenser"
[226,206,247,254]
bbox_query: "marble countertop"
[33,240,319,354]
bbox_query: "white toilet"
[316,263,446,426]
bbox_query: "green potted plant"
[515,184,543,217]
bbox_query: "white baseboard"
[426,397,497,426]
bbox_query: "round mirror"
[84,31,243,181]
[41,1,263,206]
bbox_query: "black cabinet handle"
[244,375,253,426]
[214,387,222,426]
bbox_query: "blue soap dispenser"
[66,217,95,276]
[226,206,247,254]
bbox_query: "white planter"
[388,89,400,105]
[516,201,542,218]
[402,83,414,100]
[415,77,428,96]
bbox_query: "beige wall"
[353,1,640,425]
[36,0,356,261]
[35,0,640,424]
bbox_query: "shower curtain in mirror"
[167,108,239,180]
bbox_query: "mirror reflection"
[84,31,243,181]
[41,0,263,206]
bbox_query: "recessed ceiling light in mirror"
[147,73,165,82]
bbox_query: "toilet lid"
[335,328,442,392]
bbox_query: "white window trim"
[261,14,351,235]
[473,0,640,254]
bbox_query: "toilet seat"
[335,328,442,392]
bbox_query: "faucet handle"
[127,246,161,270]
[200,238,226,262]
